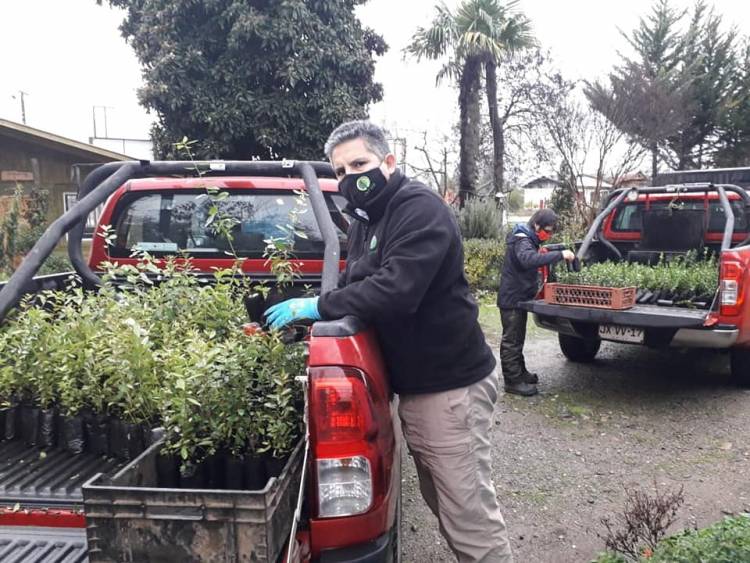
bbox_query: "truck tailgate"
[519,300,709,328]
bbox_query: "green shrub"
[459,198,503,240]
[38,253,73,275]
[592,515,750,563]
[464,238,505,292]
[557,252,719,298]
[0,256,306,471]
[649,514,750,562]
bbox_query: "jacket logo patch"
[369,235,378,251]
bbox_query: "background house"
[522,176,560,209]
[0,118,132,233]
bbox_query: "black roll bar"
[0,160,339,324]
[578,183,749,262]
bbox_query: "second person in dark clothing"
[497,209,575,396]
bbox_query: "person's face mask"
[338,165,388,208]
[537,226,553,242]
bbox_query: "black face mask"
[338,166,388,208]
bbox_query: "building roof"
[579,174,613,189]
[523,176,561,189]
[0,118,134,161]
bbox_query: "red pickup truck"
[522,181,750,387]
[0,160,401,562]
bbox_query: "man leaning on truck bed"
[265,120,515,562]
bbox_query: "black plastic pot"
[243,293,266,324]
[4,404,18,441]
[637,290,654,304]
[38,407,57,449]
[20,405,40,446]
[244,455,268,490]
[143,426,165,448]
[225,455,244,490]
[206,452,226,489]
[62,415,85,454]
[109,419,146,461]
[84,413,110,457]
[180,460,208,489]
[264,454,287,482]
[156,454,180,488]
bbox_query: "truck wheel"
[730,349,750,387]
[559,334,601,362]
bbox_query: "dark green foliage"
[716,41,750,166]
[406,0,534,202]
[557,252,718,297]
[668,2,738,169]
[0,257,306,468]
[0,186,22,274]
[648,514,750,562]
[592,515,750,563]
[463,238,505,291]
[0,184,51,278]
[102,0,386,159]
[587,0,750,173]
[458,199,503,240]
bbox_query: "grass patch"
[476,295,553,347]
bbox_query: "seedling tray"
[82,438,304,563]
[544,283,637,310]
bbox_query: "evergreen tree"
[101,0,387,159]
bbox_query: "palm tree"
[407,0,533,203]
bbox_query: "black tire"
[730,349,750,387]
[558,333,601,362]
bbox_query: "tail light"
[720,260,745,316]
[308,367,380,518]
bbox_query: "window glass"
[611,200,747,233]
[112,191,348,258]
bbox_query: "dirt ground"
[401,314,750,562]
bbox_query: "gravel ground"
[401,321,750,562]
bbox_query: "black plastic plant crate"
[82,438,304,563]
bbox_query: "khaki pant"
[398,371,513,563]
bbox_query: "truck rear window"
[109,191,349,259]
[611,200,748,233]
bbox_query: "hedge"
[463,238,505,292]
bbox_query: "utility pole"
[12,91,29,124]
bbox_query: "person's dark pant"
[500,308,528,383]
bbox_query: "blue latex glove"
[264,297,321,330]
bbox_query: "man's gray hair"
[324,120,391,160]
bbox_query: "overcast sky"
[2,0,749,157]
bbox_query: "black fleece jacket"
[497,224,564,309]
[318,170,496,395]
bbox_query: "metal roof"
[0,118,133,162]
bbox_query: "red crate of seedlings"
[544,283,637,310]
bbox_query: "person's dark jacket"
[318,170,496,395]
[497,223,564,309]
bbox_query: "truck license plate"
[598,324,644,344]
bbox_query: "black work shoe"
[504,381,539,397]
[522,371,539,384]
